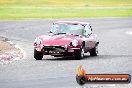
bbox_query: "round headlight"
[34,37,42,44]
[71,39,78,47]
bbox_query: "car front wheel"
[89,45,98,56]
[34,49,43,60]
[75,47,84,60]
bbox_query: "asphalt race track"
[0,17,132,88]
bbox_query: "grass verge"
[0,6,132,19]
[0,37,18,54]
[0,36,23,64]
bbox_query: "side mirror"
[48,31,54,36]
[90,25,92,31]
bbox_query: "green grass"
[0,7,132,19]
[1,0,132,7]
[0,0,132,19]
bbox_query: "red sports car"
[33,21,99,60]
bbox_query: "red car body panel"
[34,21,99,57]
[41,35,77,46]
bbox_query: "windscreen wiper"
[57,33,66,35]
[70,33,80,36]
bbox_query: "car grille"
[43,46,65,52]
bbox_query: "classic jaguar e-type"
[33,21,99,60]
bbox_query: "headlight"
[71,39,78,47]
[34,37,42,45]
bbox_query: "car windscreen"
[50,23,84,35]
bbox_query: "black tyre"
[75,47,84,60]
[90,45,98,56]
[76,75,86,85]
[34,49,43,60]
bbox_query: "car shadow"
[42,54,132,61]
[43,55,90,61]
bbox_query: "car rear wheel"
[34,49,43,60]
[75,47,84,60]
[90,45,98,56]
